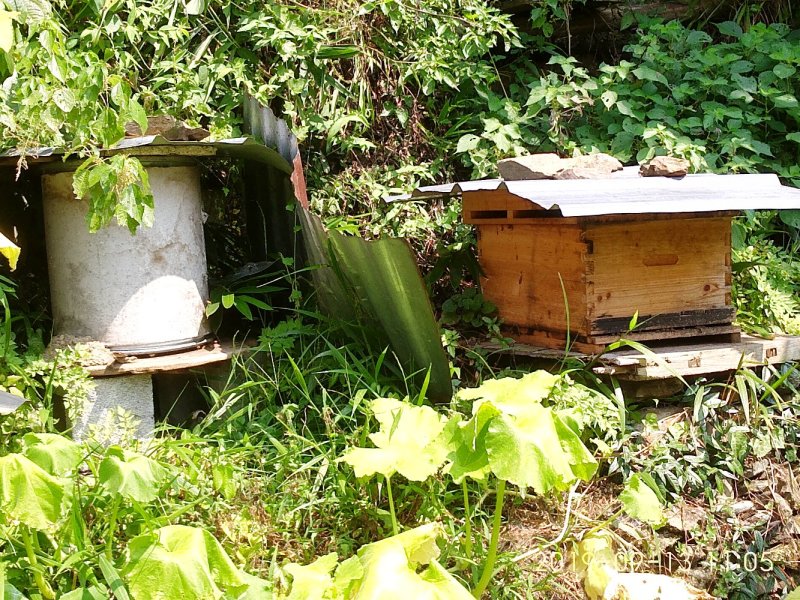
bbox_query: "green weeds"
[1,267,800,597]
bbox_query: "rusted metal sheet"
[241,97,307,262]
[243,96,308,207]
[390,166,800,216]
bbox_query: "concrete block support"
[73,375,155,444]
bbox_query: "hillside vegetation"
[0,1,800,598]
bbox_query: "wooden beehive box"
[398,168,800,352]
[463,189,737,352]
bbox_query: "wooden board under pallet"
[478,335,800,381]
[594,334,800,380]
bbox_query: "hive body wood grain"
[463,190,738,352]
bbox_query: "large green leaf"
[0,453,70,532]
[283,523,471,599]
[448,374,597,493]
[350,523,472,599]
[284,553,339,600]
[233,572,273,600]
[21,433,83,477]
[0,11,13,54]
[330,556,364,598]
[98,447,171,503]
[552,414,599,482]
[484,403,596,494]
[619,474,665,526]
[339,398,454,481]
[124,525,250,600]
[457,371,560,415]
[573,531,618,600]
[443,404,494,484]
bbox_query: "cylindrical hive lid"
[42,164,211,349]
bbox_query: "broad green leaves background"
[124,525,255,600]
[340,398,452,481]
[342,373,597,496]
[0,453,70,531]
[99,446,171,503]
[282,523,473,599]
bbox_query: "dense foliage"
[1,1,800,598]
[3,0,800,332]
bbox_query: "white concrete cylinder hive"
[42,163,211,349]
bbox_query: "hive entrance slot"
[469,210,508,221]
[512,210,545,220]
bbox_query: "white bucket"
[42,164,211,349]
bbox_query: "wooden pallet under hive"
[464,190,740,352]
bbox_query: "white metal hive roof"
[389,166,800,217]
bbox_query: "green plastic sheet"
[300,208,452,402]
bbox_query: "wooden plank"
[595,334,800,380]
[510,324,741,355]
[587,324,740,346]
[579,211,738,224]
[755,334,800,365]
[463,191,538,223]
[508,328,604,354]
[590,307,736,335]
[85,340,250,377]
[585,217,731,319]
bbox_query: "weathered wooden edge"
[507,323,741,354]
[590,307,736,335]
[588,324,741,345]
[85,340,253,377]
[464,209,739,226]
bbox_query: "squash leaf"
[443,404,494,484]
[124,525,253,600]
[619,473,665,526]
[448,374,597,493]
[339,398,454,481]
[98,447,171,503]
[351,522,472,599]
[21,433,83,477]
[458,371,559,415]
[0,453,71,532]
[485,403,596,494]
[283,523,472,599]
[573,531,618,600]
[0,10,15,54]
[284,553,339,600]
